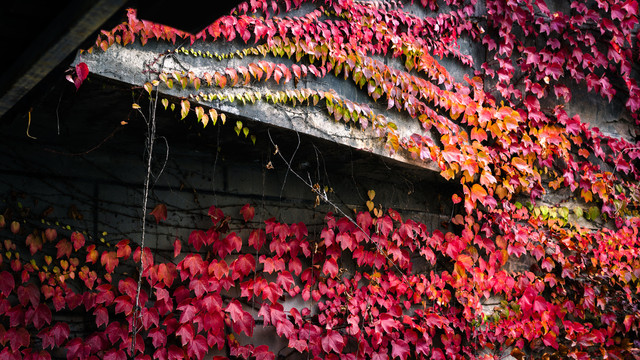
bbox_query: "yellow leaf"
[201,114,209,128]
[195,106,204,122]
[209,108,218,125]
[367,190,375,200]
[161,98,169,110]
[132,103,141,110]
[366,200,374,211]
[180,100,190,120]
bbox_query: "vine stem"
[266,130,411,282]
[130,87,159,356]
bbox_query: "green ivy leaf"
[587,206,600,220]
[195,106,204,122]
[573,207,583,218]
[539,205,549,218]
[558,207,569,220]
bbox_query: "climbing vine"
[3,0,640,359]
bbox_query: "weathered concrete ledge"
[73,39,441,172]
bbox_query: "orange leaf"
[470,184,487,203]
[511,157,531,173]
[471,127,487,142]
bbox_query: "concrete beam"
[74,40,440,172]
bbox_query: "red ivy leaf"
[104,349,127,360]
[76,62,89,82]
[377,216,393,237]
[209,260,229,280]
[178,303,198,323]
[176,324,194,346]
[66,338,90,360]
[187,334,208,360]
[70,232,85,251]
[231,254,255,280]
[86,245,99,264]
[101,251,119,273]
[73,62,89,90]
[221,232,243,257]
[148,328,167,348]
[253,345,274,360]
[26,303,51,329]
[240,204,255,222]
[158,263,177,287]
[17,283,39,307]
[189,230,206,252]
[379,313,397,333]
[321,329,345,354]
[173,238,181,258]
[55,239,72,259]
[322,257,339,278]
[50,322,70,347]
[248,229,266,249]
[116,239,131,260]
[391,339,410,360]
[432,348,446,360]
[118,277,138,298]
[225,299,244,323]
[26,233,43,255]
[94,306,109,328]
[150,204,167,223]
[208,205,225,225]
[168,345,185,360]
[0,271,15,296]
[114,295,133,315]
[45,228,57,241]
[180,254,204,279]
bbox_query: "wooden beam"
[0,0,127,118]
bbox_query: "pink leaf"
[321,330,345,354]
[322,257,339,278]
[391,339,410,360]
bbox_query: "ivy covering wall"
[2,0,640,359]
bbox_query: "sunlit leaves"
[180,100,190,120]
[17,0,640,359]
